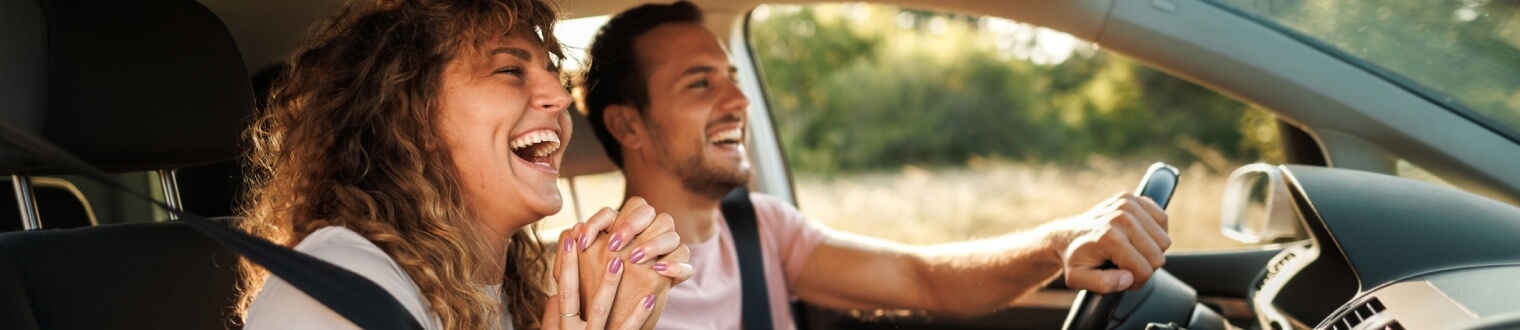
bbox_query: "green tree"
[750,4,1285,174]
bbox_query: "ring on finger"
[560,312,580,318]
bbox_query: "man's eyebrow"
[489,47,533,62]
[681,65,716,77]
[681,65,739,77]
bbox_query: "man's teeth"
[710,128,743,143]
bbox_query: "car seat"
[0,0,255,328]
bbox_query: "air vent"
[1326,298,1400,330]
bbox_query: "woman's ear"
[603,104,644,150]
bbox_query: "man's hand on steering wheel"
[1057,193,1171,294]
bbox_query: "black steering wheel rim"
[1060,162,1178,330]
[1065,290,1127,330]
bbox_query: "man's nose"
[717,79,750,118]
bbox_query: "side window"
[747,4,1285,250]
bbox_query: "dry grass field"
[542,158,1252,251]
[789,158,1251,250]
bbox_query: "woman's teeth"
[510,131,561,162]
[510,131,559,151]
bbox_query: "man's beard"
[676,156,751,200]
[654,139,752,200]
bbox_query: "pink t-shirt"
[656,193,829,330]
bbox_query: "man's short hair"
[582,1,703,168]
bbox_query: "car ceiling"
[196,0,1107,74]
[198,0,772,73]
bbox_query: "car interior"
[4,0,1520,329]
[0,0,251,328]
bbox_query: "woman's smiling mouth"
[509,129,561,170]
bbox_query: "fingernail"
[1118,273,1134,289]
[652,262,668,272]
[629,249,646,264]
[608,234,624,251]
[579,234,590,252]
[642,294,656,309]
[563,238,574,253]
[609,257,623,274]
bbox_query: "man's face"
[633,23,752,198]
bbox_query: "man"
[580,2,1171,328]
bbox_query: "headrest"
[0,0,254,174]
[561,106,618,177]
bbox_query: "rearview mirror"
[1220,164,1300,244]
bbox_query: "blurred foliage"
[749,4,1284,175]
[1217,0,1520,135]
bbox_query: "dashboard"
[1319,266,1520,330]
[1246,166,1520,330]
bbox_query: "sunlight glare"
[555,15,610,72]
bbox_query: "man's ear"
[603,104,645,150]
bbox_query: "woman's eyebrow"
[489,47,533,62]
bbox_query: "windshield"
[1210,0,1520,139]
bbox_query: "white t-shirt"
[245,226,512,330]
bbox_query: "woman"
[234,0,688,328]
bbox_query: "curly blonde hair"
[235,0,562,328]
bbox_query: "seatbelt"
[721,186,774,329]
[0,120,424,330]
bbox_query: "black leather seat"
[0,219,244,329]
[0,0,256,328]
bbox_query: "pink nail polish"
[652,262,668,272]
[609,258,623,274]
[579,234,590,252]
[608,234,624,251]
[563,238,574,253]
[642,294,656,309]
[629,249,646,264]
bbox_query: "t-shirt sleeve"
[750,192,830,291]
[244,227,437,330]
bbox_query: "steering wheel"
[1061,162,1179,330]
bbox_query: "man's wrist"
[1035,218,1079,267]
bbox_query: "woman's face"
[437,31,572,238]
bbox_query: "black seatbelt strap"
[722,186,774,329]
[0,120,424,330]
